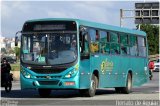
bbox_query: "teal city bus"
[15,18,149,97]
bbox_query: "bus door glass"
[80,30,90,60]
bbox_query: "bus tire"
[38,89,51,97]
[121,73,132,94]
[79,75,97,97]
[115,87,122,93]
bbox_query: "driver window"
[22,35,31,53]
[32,35,46,62]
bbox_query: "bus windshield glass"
[48,33,77,65]
[21,33,77,65]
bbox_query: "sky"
[1,0,157,38]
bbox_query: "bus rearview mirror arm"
[80,26,87,32]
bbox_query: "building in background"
[0,36,21,57]
[135,2,159,24]
[0,36,6,48]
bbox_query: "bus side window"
[110,43,120,54]
[99,31,110,54]
[138,37,146,57]
[110,32,120,55]
[120,33,129,55]
[129,35,138,56]
[89,29,99,54]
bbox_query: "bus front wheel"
[79,74,97,97]
[38,89,51,97]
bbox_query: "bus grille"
[38,81,59,85]
[36,76,62,79]
[31,68,66,74]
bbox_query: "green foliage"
[139,24,159,55]
[9,49,15,54]
[14,47,20,59]
[11,63,20,71]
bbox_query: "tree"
[9,48,15,54]
[14,47,20,60]
[139,24,159,55]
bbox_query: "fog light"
[65,82,75,86]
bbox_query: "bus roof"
[26,18,146,36]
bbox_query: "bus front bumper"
[20,74,80,90]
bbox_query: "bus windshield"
[21,33,77,65]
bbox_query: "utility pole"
[120,9,123,27]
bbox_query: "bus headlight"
[64,68,78,79]
[21,67,32,79]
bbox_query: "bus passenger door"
[79,28,91,89]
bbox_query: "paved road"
[1,72,159,106]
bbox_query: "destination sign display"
[34,24,66,31]
[22,21,77,32]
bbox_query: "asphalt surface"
[1,72,159,106]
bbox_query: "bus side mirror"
[15,31,21,46]
[80,26,87,32]
[15,36,18,46]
